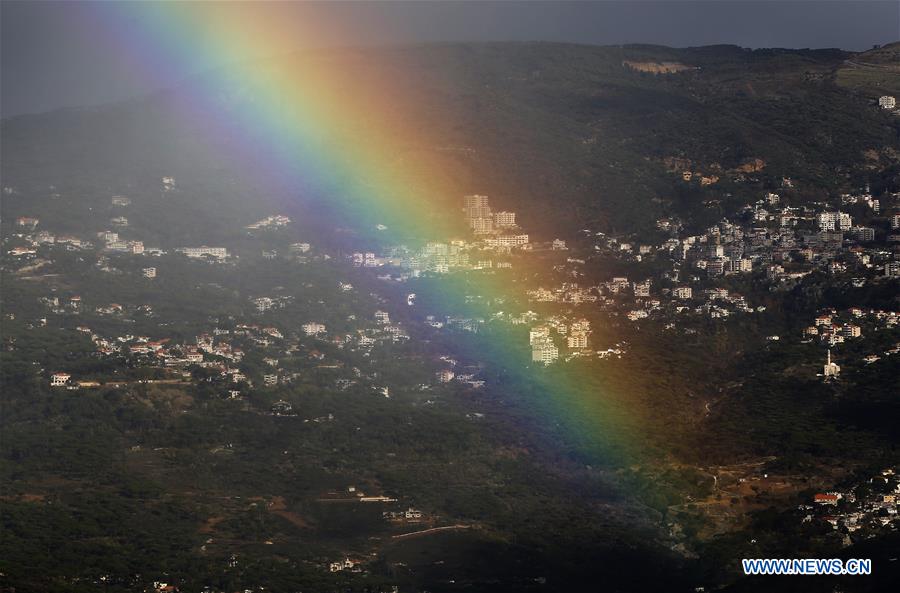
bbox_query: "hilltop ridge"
[2,41,899,240]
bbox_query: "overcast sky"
[2,1,898,117]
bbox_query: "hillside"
[837,41,900,96]
[3,42,899,241]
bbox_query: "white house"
[302,322,326,336]
[51,372,71,387]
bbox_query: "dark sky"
[2,1,898,117]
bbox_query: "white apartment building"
[609,277,629,292]
[106,241,129,252]
[817,212,852,231]
[142,267,157,279]
[673,286,693,300]
[532,342,559,365]
[302,322,326,336]
[179,246,228,259]
[529,325,551,345]
[493,211,517,227]
[51,372,71,387]
[879,95,896,109]
[485,234,529,248]
[253,297,274,312]
[567,332,588,349]
[726,258,753,273]
[706,259,726,276]
[470,217,494,234]
[464,194,491,217]
[570,318,591,333]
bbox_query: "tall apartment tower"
[464,194,492,219]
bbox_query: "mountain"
[3,42,899,241]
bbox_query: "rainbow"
[92,3,659,471]
[95,2,461,242]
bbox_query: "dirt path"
[391,524,473,539]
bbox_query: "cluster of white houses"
[803,466,900,542]
[528,317,591,365]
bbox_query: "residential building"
[463,194,491,219]
[567,332,588,349]
[842,324,862,338]
[529,325,551,345]
[879,95,897,109]
[470,216,494,234]
[532,342,559,365]
[817,212,852,232]
[51,372,71,387]
[726,258,753,273]
[485,234,529,248]
[673,286,693,300]
[851,226,876,242]
[493,211,517,228]
[570,318,591,333]
[178,246,228,259]
[302,322,326,336]
[706,259,726,276]
[97,230,119,243]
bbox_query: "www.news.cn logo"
[742,558,872,576]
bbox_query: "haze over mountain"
[3,0,899,117]
[4,42,900,239]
